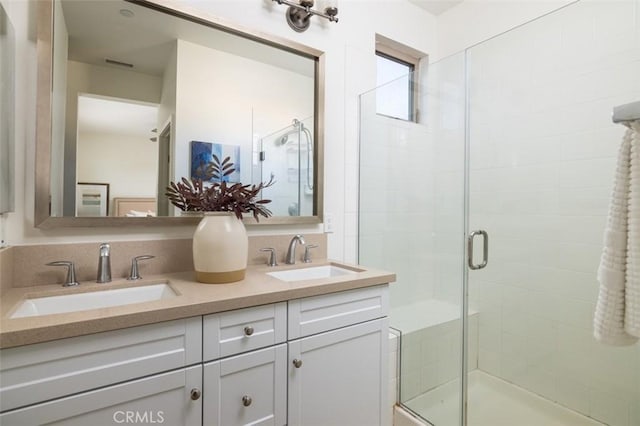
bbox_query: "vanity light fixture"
[272,0,338,33]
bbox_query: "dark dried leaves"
[165,156,274,222]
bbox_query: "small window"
[375,35,426,123]
[376,52,415,121]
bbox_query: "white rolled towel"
[594,124,639,345]
[624,122,640,337]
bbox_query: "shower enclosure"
[359,1,640,425]
[257,117,314,217]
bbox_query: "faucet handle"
[128,255,155,281]
[260,248,278,267]
[46,261,80,287]
[303,245,318,263]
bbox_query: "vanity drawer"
[0,317,202,413]
[288,284,389,339]
[203,302,287,361]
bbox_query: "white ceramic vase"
[192,212,248,284]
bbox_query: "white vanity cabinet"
[0,317,202,413]
[0,317,203,424]
[202,303,288,426]
[0,284,389,426]
[287,286,389,426]
[203,344,287,425]
[0,366,203,425]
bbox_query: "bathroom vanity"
[0,262,393,425]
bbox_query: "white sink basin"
[10,283,177,319]
[267,265,359,282]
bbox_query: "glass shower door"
[465,1,640,425]
[361,2,640,425]
[358,51,468,426]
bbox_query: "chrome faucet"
[96,243,112,283]
[285,235,306,264]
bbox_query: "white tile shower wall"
[399,314,478,401]
[430,53,467,306]
[360,51,468,310]
[466,2,640,425]
[359,88,438,308]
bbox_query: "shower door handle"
[467,230,488,270]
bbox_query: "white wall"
[62,61,162,216]
[435,0,575,60]
[1,0,35,243]
[173,39,313,186]
[158,41,177,133]
[76,132,158,214]
[3,0,437,248]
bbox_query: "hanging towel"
[594,122,640,345]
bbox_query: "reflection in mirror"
[38,0,324,227]
[72,95,159,217]
[258,116,314,217]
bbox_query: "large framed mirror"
[35,0,324,228]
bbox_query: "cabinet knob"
[292,358,303,368]
[242,395,252,407]
[244,326,254,336]
[190,388,201,401]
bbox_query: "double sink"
[10,265,359,319]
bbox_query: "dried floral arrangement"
[166,155,274,221]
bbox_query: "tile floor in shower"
[391,300,605,426]
[403,370,605,426]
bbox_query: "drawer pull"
[190,388,201,401]
[243,326,254,336]
[242,395,252,407]
[293,358,303,368]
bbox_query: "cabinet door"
[204,344,286,426]
[0,366,202,425]
[288,318,388,426]
[0,316,202,412]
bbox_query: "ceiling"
[409,0,464,16]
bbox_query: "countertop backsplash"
[2,234,327,290]
[0,247,14,295]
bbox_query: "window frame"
[375,35,426,123]
[375,50,416,122]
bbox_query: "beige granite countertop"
[0,260,395,349]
